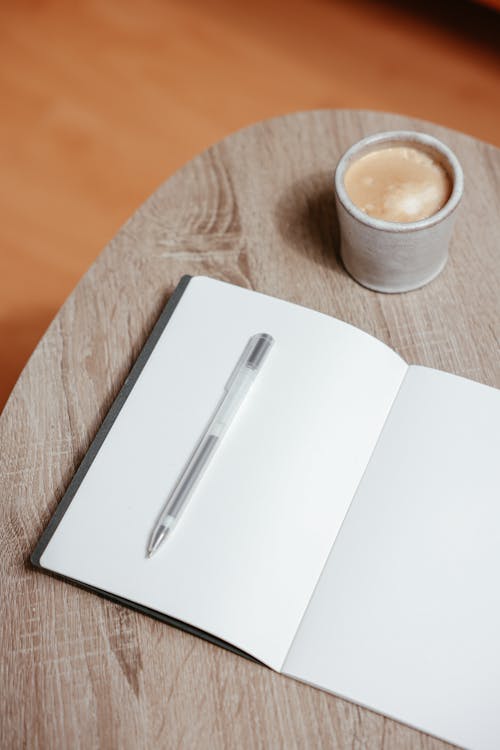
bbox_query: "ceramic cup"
[334,131,464,293]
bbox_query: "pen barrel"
[158,367,256,526]
[210,367,256,436]
[160,433,219,522]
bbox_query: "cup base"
[341,253,448,294]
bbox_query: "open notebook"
[32,276,500,750]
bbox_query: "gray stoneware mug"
[334,131,464,293]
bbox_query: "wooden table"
[1,110,499,749]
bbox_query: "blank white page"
[39,276,406,670]
[284,366,500,750]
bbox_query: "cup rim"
[334,130,464,233]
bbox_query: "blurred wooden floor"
[0,0,499,411]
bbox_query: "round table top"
[1,109,499,749]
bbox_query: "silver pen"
[147,332,274,557]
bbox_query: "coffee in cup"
[344,146,452,224]
[334,131,464,293]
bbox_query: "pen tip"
[146,524,170,559]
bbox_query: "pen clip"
[224,333,274,392]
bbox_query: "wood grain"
[1,109,499,749]
[1,0,499,409]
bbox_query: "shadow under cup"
[334,131,464,293]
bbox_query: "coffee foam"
[344,146,452,223]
